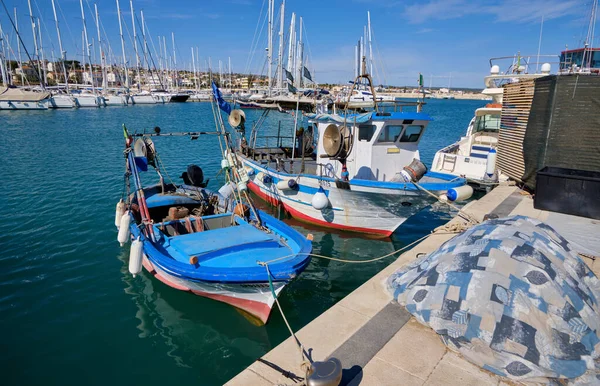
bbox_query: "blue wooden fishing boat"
[116,126,312,324]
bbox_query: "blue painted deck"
[165,224,284,266]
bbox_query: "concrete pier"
[226,184,600,385]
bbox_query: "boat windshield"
[473,114,500,133]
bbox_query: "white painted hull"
[49,95,75,108]
[241,157,437,237]
[131,94,157,104]
[188,93,211,102]
[142,256,284,324]
[0,100,49,110]
[74,95,104,107]
[104,95,128,106]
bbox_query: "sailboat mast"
[129,0,139,89]
[0,22,7,86]
[171,32,177,90]
[296,16,303,88]
[267,0,273,95]
[37,18,47,86]
[80,0,94,94]
[95,4,107,90]
[51,0,69,90]
[162,36,168,88]
[368,11,373,78]
[195,47,199,90]
[277,0,285,90]
[115,0,128,88]
[287,12,295,73]
[228,56,232,88]
[27,0,42,85]
[191,47,197,90]
[14,8,25,86]
[141,10,149,73]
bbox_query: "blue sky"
[1,0,597,88]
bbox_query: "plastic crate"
[534,166,600,220]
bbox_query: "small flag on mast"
[285,69,294,82]
[303,67,313,82]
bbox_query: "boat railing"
[488,54,559,75]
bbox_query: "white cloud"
[404,0,583,24]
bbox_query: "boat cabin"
[310,111,431,182]
[560,48,600,73]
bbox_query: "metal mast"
[296,16,303,88]
[141,10,148,72]
[277,0,285,90]
[27,0,42,85]
[191,47,197,90]
[115,0,128,88]
[368,11,373,78]
[51,0,69,90]
[95,4,107,90]
[79,0,94,94]
[267,0,274,95]
[171,32,177,89]
[286,12,295,73]
[129,0,139,89]
[37,17,47,86]
[14,8,25,85]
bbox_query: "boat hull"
[130,94,157,104]
[74,95,104,107]
[49,95,75,108]
[141,253,285,324]
[104,94,128,106]
[241,158,455,237]
[169,94,190,102]
[0,100,49,110]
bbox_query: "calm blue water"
[0,99,484,385]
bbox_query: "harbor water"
[1,99,484,385]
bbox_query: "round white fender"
[486,149,497,177]
[115,200,126,228]
[237,180,248,192]
[447,185,474,202]
[117,212,131,246]
[311,186,330,210]
[129,237,143,277]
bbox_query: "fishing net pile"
[386,215,600,383]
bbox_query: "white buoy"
[311,187,330,210]
[129,237,143,277]
[447,185,474,202]
[115,200,126,228]
[117,212,131,246]
[486,149,497,177]
[237,180,247,192]
[277,179,299,191]
[221,159,230,169]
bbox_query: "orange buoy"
[234,203,250,217]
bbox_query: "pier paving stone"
[347,357,424,386]
[375,318,448,381]
[424,352,499,386]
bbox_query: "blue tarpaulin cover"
[387,216,600,383]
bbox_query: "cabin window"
[399,125,424,142]
[473,114,500,133]
[358,125,376,141]
[377,125,403,143]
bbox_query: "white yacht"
[431,55,553,188]
[0,87,50,110]
[348,89,395,103]
[49,94,75,109]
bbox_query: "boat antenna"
[536,15,544,73]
